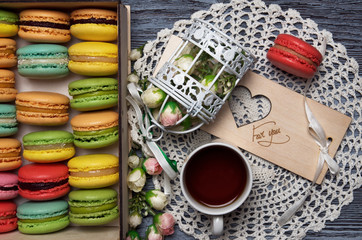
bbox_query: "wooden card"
[154,36,351,184]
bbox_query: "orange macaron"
[18,9,70,43]
[0,38,17,68]
[0,70,17,102]
[0,138,21,171]
[16,91,70,126]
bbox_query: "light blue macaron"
[17,44,69,79]
[0,104,17,137]
[17,200,70,234]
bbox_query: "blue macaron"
[0,104,17,137]
[17,44,69,79]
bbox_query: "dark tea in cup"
[180,141,252,235]
[183,144,248,208]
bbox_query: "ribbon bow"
[127,83,178,195]
[278,77,340,226]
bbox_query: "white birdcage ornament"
[145,19,255,134]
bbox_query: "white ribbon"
[127,83,177,195]
[278,36,340,226]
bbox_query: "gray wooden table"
[122,0,362,239]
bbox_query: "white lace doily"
[128,0,361,239]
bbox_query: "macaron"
[71,110,119,149]
[68,188,119,226]
[0,172,18,200]
[267,33,323,78]
[68,41,118,76]
[0,201,17,233]
[0,138,21,171]
[0,9,19,37]
[17,200,69,234]
[70,8,117,42]
[23,130,75,163]
[0,104,18,137]
[0,38,17,68]
[16,91,70,126]
[68,77,118,111]
[68,153,119,189]
[18,9,70,43]
[17,44,69,79]
[18,163,70,201]
[0,69,17,102]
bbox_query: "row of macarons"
[1,153,119,201]
[0,8,118,42]
[0,67,118,106]
[0,105,119,148]
[1,188,119,234]
[0,127,119,172]
[0,39,118,78]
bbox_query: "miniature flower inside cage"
[127,168,146,192]
[146,224,163,240]
[153,212,175,236]
[159,101,182,127]
[174,54,194,72]
[201,75,218,94]
[141,87,167,108]
[145,189,168,210]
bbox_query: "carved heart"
[228,86,271,127]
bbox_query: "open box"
[0,0,130,239]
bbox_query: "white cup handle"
[212,215,223,236]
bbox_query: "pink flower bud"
[159,101,182,127]
[153,212,175,236]
[142,157,163,175]
[145,224,163,240]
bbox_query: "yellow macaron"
[68,42,118,76]
[68,153,119,189]
[70,8,117,41]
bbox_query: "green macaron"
[17,44,69,79]
[68,188,119,226]
[0,104,17,137]
[22,130,75,163]
[17,200,70,234]
[0,10,18,37]
[68,78,118,111]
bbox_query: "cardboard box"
[0,1,130,239]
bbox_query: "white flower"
[127,73,140,83]
[129,48,142,61]
[145,190,168,210]
[127,168,146,192]
[128,155,140,169]
[141,87,166,108]
[129,212,143,228]
[174,54,194,72]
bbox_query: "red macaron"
[267,34,323,78]
[0,201,18,233]
[18,163,70,201]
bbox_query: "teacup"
[180,140,253,235]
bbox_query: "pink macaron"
[0,172,18,200]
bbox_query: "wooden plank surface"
[122,0,362,239]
